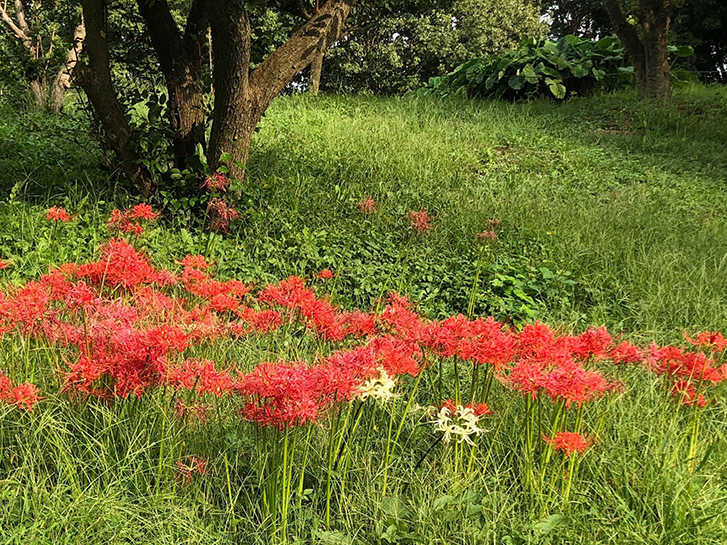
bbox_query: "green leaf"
[533,514,568,535]
[508,75,525,90]
[548,81,567,99]
[432,495,456,510]
[465,503,483,518]
[571,64,589,77]
[672,45,694,57]
[522,63,538,84]
[380,496,413,519]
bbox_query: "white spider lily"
[428,404,485,445]
[356,368,397,403]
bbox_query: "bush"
[419,35,631,100]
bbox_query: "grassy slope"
[0,86,726,544]
[2,85,727,340]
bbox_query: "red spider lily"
[541,361,614,408]
[46,206,73,223]
[201,172,230,193]
[178,255,212,269]
[408,210,431,234]
[357,197,376,214]
[320,346,379,399]
[476,230,498,243]
[567,327,612,362]
[128,204,160,221]
[543,431,594,456]
[516,323,572,367]
[425,315,516,368]
[671,379,708,407]
[9,382,41,411]
[439,399,492,416]
[684,331,727,352]
[507,360,548,399]
[0,372,41,411]
[0,259,10,269]
[208,198,239,232]
[368,335,421,377]
[168,358,233,397]
[235,307,283,334]
[107,205,159,234]
[647,343,725,383]
[77,239,176,289]
[318,269,335,279]
[339,310,378,338]
[259,276,368,341]
[176,456,209,484]
[236,360,342,429]
[379,292,429,344]
[608,340,643,365]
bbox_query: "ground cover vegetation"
[0,83,726,543]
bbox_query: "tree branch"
[50,21,86,112]
[136,0,185,77]
[206,0,252,168]
[12,0,29,35]
[77,0,152,194]
[250,0,354,108]
[601,0,644,57]
[0,2,32,49]
[183,0,208,70]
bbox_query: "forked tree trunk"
[206,0,354,180]
[602,0,672,98]
[76,0,355,192]
[77,0,153,195]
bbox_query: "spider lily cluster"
[0,205,724,538]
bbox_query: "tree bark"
[602,0,672,98]
[206,0,254,178]
[136,0,207,169]
[639,0,671,98]
[77,0,153,195]
[309,49,323,94]
[50,23,86,113]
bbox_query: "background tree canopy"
[542,0,727,82]
[318,0,547,94]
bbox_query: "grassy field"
[0,85,726,543]
[2,85,727,339]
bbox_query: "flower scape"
[0,206,725,540]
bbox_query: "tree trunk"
[29,78,48,108]
[602,0,672,98]
[50,23,86,113]
[309,50,323,94]
[640,0,671,98]
[206,0,255,179]
[136,0,207,169]
[77,0,153,195]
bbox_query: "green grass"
[0,84,726,543]
[3,85,727,341]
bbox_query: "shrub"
[418,35,632,100]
